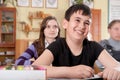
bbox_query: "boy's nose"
[78,23,85,29]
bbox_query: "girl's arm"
[15,44,37,65]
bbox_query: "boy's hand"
[69,65,94,79]
[97,67,120,80]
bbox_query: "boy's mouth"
[75,29,85,35]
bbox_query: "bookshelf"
[0,7,16,65]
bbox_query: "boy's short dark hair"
[65,4,91,21]
[108,19,120,29]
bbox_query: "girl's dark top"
[47,38,104,68]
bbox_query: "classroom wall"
[94,0,109,39]
[15,0,68,41]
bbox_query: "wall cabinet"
[0,7,16,65]
[90,9,101,42]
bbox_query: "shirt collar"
[45,39,50,48]
[45,39,56,48]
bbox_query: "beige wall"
[15,0,109,40]
[16,0,68,40]
[94,0,109,39]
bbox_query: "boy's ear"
[108,28,110,33]
[62,19,68,29]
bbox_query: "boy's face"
[63,10,91,41]
[108,22,120,41]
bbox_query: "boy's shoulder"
[99,39,109,46]
[56,37,65,42]
[99,39,108,43]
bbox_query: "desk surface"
[48,77,103,80]
[48,74,103,80]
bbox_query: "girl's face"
[108,22,120,41]
[63,11,91,41]
[44,19,59,39]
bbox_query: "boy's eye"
[113,28,119,31]
[84,22,90,26]
[76,19,80,22]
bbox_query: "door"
[90,9,101,42]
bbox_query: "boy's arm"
[32,49,94,79]
[98,49,119,68]
[98,49,120,79]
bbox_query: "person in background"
[100,19,120,61]
[96,19,120,68]
[32,4,120,80]
[15,16,60,65]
